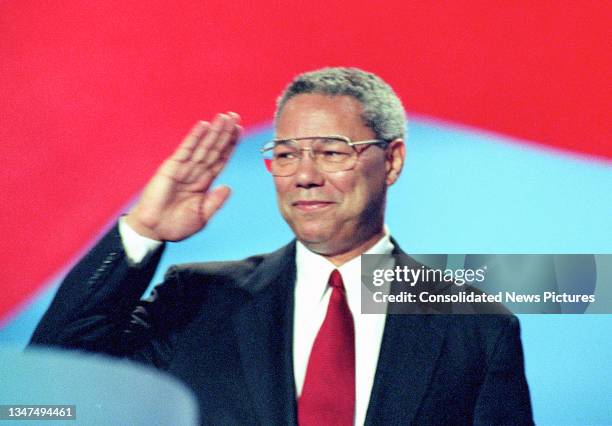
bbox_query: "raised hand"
[125,113,242,241]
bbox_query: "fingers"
[171,120,210,162]
[212,113,242,166]
[161,120,212,181]
[197,124,242,184]
[160,113,241,192]
[191,112,240,164]
[184,113,241,188]
[217,121,243,167]
[199,185,232,223]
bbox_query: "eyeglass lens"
[264,138,356,176]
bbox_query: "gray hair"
[275,67,406,141]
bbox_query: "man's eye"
[322,150,349,158]
[275,151,297,160]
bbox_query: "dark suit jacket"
[31,224,534,425]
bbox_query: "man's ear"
[385,139,405,186]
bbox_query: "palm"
[126,113,242,241]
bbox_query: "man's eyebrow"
[273,135,349,141]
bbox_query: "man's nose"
[294,150,324,188]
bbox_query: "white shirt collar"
[294,226,394,311]
[292,226,395,425]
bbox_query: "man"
[31,68,533,425]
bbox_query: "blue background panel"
[3,119,611,424]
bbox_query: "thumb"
[199,185,231,223]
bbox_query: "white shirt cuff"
[118,217,163,265]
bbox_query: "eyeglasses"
[260,135,388,176]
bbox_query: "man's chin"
[296,232,330,246]
[293,228,336,253]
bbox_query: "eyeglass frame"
[259,135,389,176]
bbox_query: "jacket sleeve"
[28,223,177,368]
[474,315,535,425]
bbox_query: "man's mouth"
[292,200,335,211]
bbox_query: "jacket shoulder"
[164,241,295,291]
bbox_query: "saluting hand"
[125,113,242,241]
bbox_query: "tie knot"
[328,269,344,289]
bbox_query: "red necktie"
[298,269,356,426]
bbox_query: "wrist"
[124,213,163,241]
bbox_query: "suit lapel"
[365,242,448,424]
[231,239,447,424]
[365,314,446,424]
[232,242,298,425]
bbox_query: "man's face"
[274,93,393,257]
